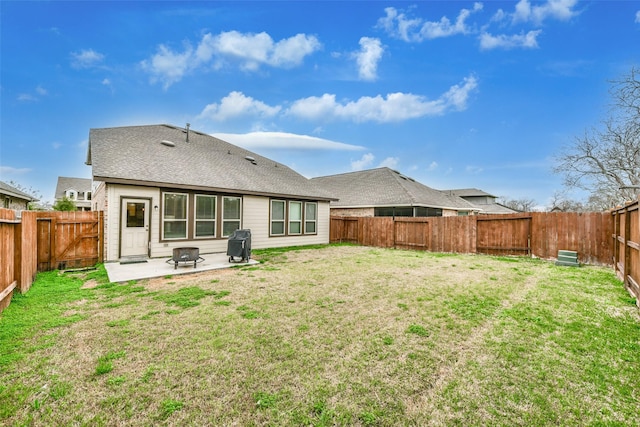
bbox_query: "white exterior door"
[120,198,150,258]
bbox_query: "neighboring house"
[86,124,335,262]
[0,180,37,210]
[447,188,518,214]
[311,168,479,217]
[55,177,93,211]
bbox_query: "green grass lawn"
[1,245,639,426]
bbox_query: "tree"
[498,196,537,212]
[554,67,640,208]
[53,196,77,211]
[547,191,588,212]
[7,180,43,210]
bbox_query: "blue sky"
[1,1,639,207]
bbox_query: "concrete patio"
[104,252,258,283]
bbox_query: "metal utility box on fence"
[227,229,251,262]
[556,250,579,267]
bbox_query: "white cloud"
[540,60,592,76]
[377,3,483,42]
[377,7,422,41]
[197,91,281,121]
[427,161,438,171]
[213,132,365,151]
[17,85,49,102]
[70,49,105,69]
[379,157,399,169]
[354,37,384,81]
[17,93,37,102]
[198,76,477,126]
[102,78,111,86]
[269,33,322,68]
[351,153,375,171]
[0,166,31,175]
[209,31,321,69]
[636,10,640,23]
[142,31,321,88]
[511,0,578,25]
[287,74,478,122]
[479,30,541,50]
[207,31,272,70]
[140,44,193,90]
[466,165,484,174]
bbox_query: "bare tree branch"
[554,66,640,208]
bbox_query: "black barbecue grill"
[227,229,251,263]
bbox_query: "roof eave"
[330,202,479,211]
[93,176,336,202]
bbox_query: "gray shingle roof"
[310,168,479,211]
[55,177,92,199]
[86,124,334,201]
[0,180,37,201]
[447,188,518,214]
[448,188,497,198]
[475,203,519,214]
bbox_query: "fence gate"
[476,216,532,256]
[331,217,359,244]
[394,218,429,250]
[37,212,102,271]
[37,218,53,271]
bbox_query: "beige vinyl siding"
[153,192,230,258]
[105,184,158,261]
[103,187,331,262]
[243,195,330,249]
[92,181,107,258]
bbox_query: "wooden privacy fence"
[36,211,103,271]
[612,200,640,306]
[0,209,103,313]
[331,212,613,266]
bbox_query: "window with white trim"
[163,192,188,239]
[304,202,317,234]
[195,194,216,238]
[270,199,319,236]
[270,200,285,236]
[289,201,302,235]
[222,196,241,237]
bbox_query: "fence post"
[99,210,105,263]
[624,204,630,290]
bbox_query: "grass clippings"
[1,244,639,426]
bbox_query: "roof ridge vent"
[398,173,415,182]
